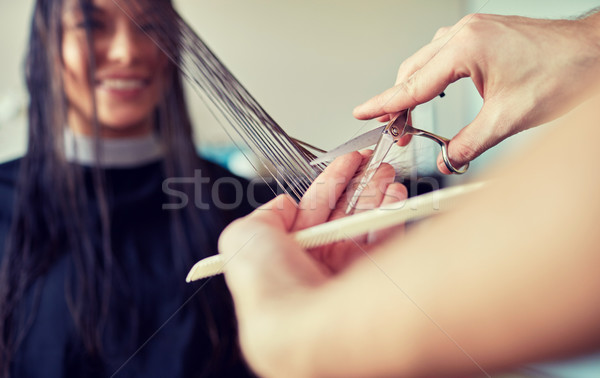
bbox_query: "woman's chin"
[93,112,152,137]
[95,119,152,138]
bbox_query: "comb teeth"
[185,182,486,282]
[296,229,345,249]
[185,255,226,282]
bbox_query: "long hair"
[0,0,239,375]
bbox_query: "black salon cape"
[0,158,273,378]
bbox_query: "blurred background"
[1,0,598,180]
[1,1,599,376]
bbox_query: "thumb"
[219,195,298,262]
[219,195,322,300]
[436,104,503,174]
[354,49,463,120]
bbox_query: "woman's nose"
[105,22,145,65]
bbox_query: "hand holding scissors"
[310,109,468,213]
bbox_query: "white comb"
[186,182,484,282]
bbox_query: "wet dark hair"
[0,0,238,375]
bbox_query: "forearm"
[576,9,600,85]
[300,95,600,376]
[225,55,600,377]
[354,11,600,174]
[578,5,600,20]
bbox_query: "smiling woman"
[0,0,274,376]
[61,0,169,136]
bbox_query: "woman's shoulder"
[0,158,20,186]
[0,158,20,211]
[0,159,19,256]
[195,157,245,181]
[195,157,275,207]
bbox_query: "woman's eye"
[76,19,105,31]
[139,23,158,34]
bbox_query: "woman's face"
[61,0,169,137]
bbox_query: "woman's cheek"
[61,37,94,122]
[62,35,88,82]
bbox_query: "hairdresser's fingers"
[397,110,415,147]
[432,26,452,41]
[336,149,374,220]
[330,162,396,224]
[393,36,450,88]
[325,149,371,222]
[354,49,466,121]
[220,194,328,303]
[435,102,501,174]
[221,195,297,261]
[373,119,412,147]
[220,195,296,284]
[381,182,408,208]
[351,163,396,213]
[376,114,392,123]
[366,183,408,244]
[355,40,438,122]
[312,177,404,272]
[302,151,397,271]
[397,134,413,147]
[294,151,363,231]
[354,12,484,121]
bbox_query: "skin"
[61,0,169,138]
[218,12,600,378]
[221,92,600,378]
[292,150,407,273]
[353,12,600,173]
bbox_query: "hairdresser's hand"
[219,194,324,378]
[222,151,406,276]
[293,150,407,272]
[354,13,600,174]
[219,152,406,376]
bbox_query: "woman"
[0,0,271,376]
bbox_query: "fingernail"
[352,105,364,116]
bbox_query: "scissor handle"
[404,125,469,174]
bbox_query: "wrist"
[578,9,600,51]
[568,12,600,92]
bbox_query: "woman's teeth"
[101,79,146,90]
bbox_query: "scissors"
[309,109,468,213]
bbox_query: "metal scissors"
[309,109,468,213]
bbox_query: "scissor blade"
[345,132,395,214]
[309,125,386,166]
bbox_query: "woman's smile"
[61,0,169,137]
[96,74,152,100]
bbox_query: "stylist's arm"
[354,12,600,173]
[221,94,600,378]
[220,151,406,377]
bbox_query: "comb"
[186,181,484,282]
